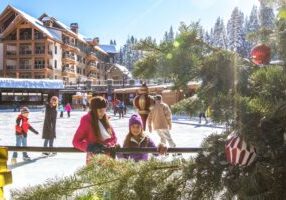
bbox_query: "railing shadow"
[8,155,49,170]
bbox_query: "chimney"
[42,16,52,27]
[70,23,78,34]
[93,37,99,45]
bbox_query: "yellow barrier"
[0,147,12,199]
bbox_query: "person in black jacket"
[42,96,58,155]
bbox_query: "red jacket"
[72,113,117,152]
[15,114,37,135]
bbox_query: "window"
[55,46,57,54]
[54,60,57,69]
[35,44,45,54]
[34,60,45,69]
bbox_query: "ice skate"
[11,158,17,165]
[23,156,31,161]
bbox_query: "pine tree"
[244,6,260,56]
[110,40,114,45]
[204,31,212,45]
[212,17,227,48]
[259,2,275,30]
[248,6,260,33]
[243,16,253,57]
[119,36,143,71]
[227,7,248,57]
[164,31,169,42]
[113,40,117,45]
[209,28,214,45]
[168,26,174,41]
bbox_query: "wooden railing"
[2,146,202,153]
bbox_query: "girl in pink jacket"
[72,96,117,164]
[65,103,72,118]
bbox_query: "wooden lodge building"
[0,5,128,85]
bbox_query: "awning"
[0,78,64,89]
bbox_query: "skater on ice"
[11,107,39,164]
[148,95,176,148]
[58,104,64,118]
[65,103,72,118]
[42,96,58,155]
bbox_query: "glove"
[157,143,168,155]
[86,143,106,154]
[109,144,121,159]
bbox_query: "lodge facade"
[0,5,127,84]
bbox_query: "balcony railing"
[19,50,32,55]
[63,41,76,47]
[88,73,97,78]
[88,52,97,57]
[20,35,32,40]
[34,34,45,40]
[35,50,45,54]
[6,65,16,70]
[34,65,53,70]
[6,36,16,41]
[88,62,97,66]
[62,67,75,73]
[63,54,75,60]
[19,65,32,70]
[34,65,45,69]
[6,51,17,56]
[62,41,80,52]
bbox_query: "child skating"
[11,107,39,164]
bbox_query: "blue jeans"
[12,135,28,158]
[44,139,54,147]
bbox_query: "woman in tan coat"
[148,95,176,148]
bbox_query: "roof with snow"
[99,45,119,54]
[6,5,62,42]
[94,46,108,55]
[114,64,132,78]
[52,18,88,42]
[1,5,108,56]
[0,78,64,89]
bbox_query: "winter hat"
[20,107,30,114]
[129,114,143,128]
[154,95,162,101]
[90,96,108,110]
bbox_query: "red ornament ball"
[250,44,271,65]
[225,131,256,166]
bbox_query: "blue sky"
[0,0,259,46]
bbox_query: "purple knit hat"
[129,114,143,128]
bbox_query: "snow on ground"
[0,110,224,199]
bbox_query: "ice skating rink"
[0,110,223,199]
